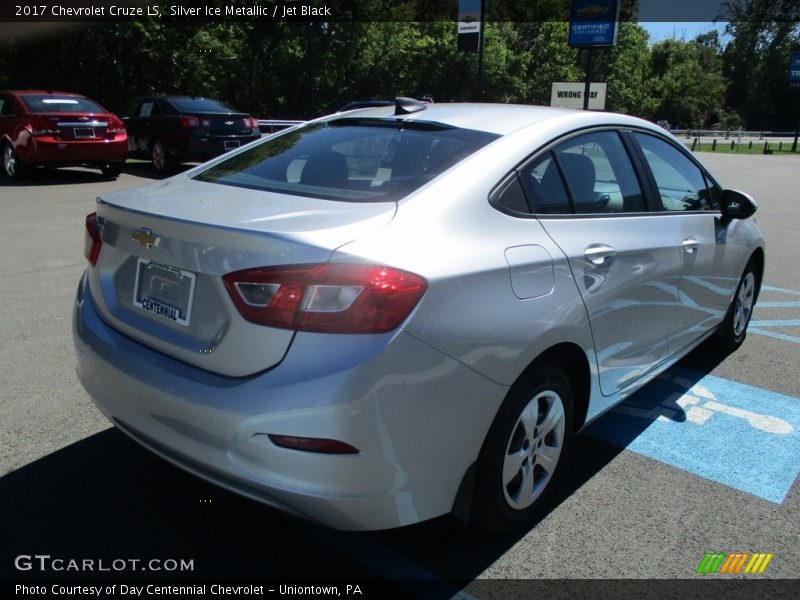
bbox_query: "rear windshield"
[193,119,499,202]
[21,95,104,113]
[169,97,236,113]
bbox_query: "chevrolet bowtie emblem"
[225,120,234,125]
[131,228,161,249]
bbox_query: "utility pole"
[476,0,486,101]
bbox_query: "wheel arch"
[748,246,765,304]
[530,342,591,432]
[451,340,592,525]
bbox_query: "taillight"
[245,116,259,129]
[106,117,126,135]
[180,115,200,128]
[29,116,58,137]
[223,264,427,334]
[84,212,102,266]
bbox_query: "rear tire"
[472,363,574,534]
[100,162,124,178]
[714,261,758,352]
[150,140,175,173]
[2,142,24,179]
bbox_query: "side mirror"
[720,189,757,220]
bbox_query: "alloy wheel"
[151,141,167,171]
[733,272,755,337]
[502,390,566,510]
[3,145,17,177]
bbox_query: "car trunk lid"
[37,112,111,140]
[195,112,252,136]
[86,176,396,377]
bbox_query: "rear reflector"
[223,263,427,334]
[84,212,102,265]
[268,434,359,455]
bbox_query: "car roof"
[3,90,87,97]
[141,95,220,101]
[330,102,660,137]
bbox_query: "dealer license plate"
[133,259,196,326]
[73,128,95,139]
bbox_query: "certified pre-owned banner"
[568,0,620,47]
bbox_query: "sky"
[641,21,728,44]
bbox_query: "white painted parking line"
[750,285,800,345]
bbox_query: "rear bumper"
[73,272,507,530]
[19,137,128,167]
[169,132,261,162]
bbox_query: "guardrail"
[257,119,305,134]
[671,129,798,139]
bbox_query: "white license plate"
[224,140,241,150]
[74,128,95,139]
[133,259,197,326]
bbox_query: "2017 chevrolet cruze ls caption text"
[73,101,764,533]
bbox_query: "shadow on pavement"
[0,168,117,186]
[122,162,193,181]
[0,429,376,581]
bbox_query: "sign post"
[787,52,800,152]
[457,0,485,100]
[568,0,620,111]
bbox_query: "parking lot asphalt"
[1,154,797,597]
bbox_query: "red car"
[0,90,128,179]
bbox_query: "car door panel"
[538,217,681,395]
[521,130,683,396]
[631,132,743,353]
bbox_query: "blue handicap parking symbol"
[586,367,800,503]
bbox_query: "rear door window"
[519,152,571,214]
[554,131,645,214]
[138,101,159,118]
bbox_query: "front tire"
[715,261,758,351]
[472,363,574,534]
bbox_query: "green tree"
[593,22,655,117]
[649,38,728,128]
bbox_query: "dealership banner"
[788,53,800,89]
[568,0,620,47]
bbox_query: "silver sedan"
[73,100,764,533]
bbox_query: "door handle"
[584,244,616,265]
[682,238,700,254]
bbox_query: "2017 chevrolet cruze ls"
[73,101,764,533]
